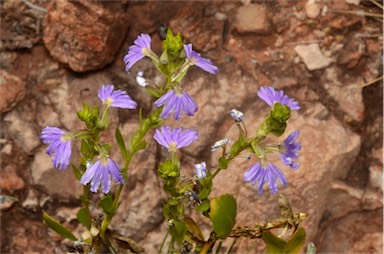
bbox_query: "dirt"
[1,0,383,253]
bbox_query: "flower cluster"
[123,33,217,122]
[242,87,301,194]
[40,85,136,193]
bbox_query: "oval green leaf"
[284,227,306,254]
[77,208,91,230]
[262,230,286,254]
[98,195,113,214]
[209,194,237,238]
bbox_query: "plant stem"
[98,109,162,239]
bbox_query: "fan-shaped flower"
[124,33,152,73]
[279,130,301,169]
[244,161,288,194]
[40,127,73,170]
[98,84,137,109]
[184,43,218,74]
[154,126,198,152]
[154,89,198,120]
[80,158,125,194]
[257,86,300,110]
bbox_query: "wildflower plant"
[40,29,308,253]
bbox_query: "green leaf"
[134,140,147,152]
[42,212,77,241]
[284,227,306,254]
[184,216,204,241]
[209,194,237,238]
[72,165,82,181]
[262,231,286,254]
[77,208,91,229]
[195,199,210,212]
[170,220,187,245]
[129,130,141,151]
[98,195,114,214]
[198,188,210,200]
[115,127,128,160]
[80,140,91,158]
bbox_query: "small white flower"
[230,108,243,122]
[211,138,231,152]
[136,71,148,87]
[195,162,207,179]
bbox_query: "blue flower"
[124,33,152,73]
[80,158,125,194]
[279,130,301,169]
[195,162,207,179]
[98,84,137,109]
[257,86,300,110]
[40,127,73,170]
[184,43,218,74]
[244,161,287,194]
[154,89,198,120]
[154,126,198,152]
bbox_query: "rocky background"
[0,0,383,253]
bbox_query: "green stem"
[158,229,170,254]
[98,108,162,239]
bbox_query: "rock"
[0,164,25,193]
[30,147,83,200]
[169,8,222,52]
[337,38,365,69]
[1,143,12,155]
[3,110,41,154]
[0,69,26,113]
[294,43,332,71]
[323,68,364,122]
[318,209,382,253]
[369,147,383,190]
[234,4,271,34]
[345,0,360,6]
[43,0,129,72]
[305,1,320,19]
[22,189,48,211]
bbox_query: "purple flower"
[98,85,137,109]
[154,89,198,120]
[124,33,152,73]
[257,86,300,110]
[80,158,125,194]
[154,126,198,152]
[40,127,72,170]
[195,162,207,179]
[244,161,287,194]
[184,44,218,74]
[279,130,301,169]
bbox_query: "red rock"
[0,70,26,113]
[337,37,365,69]
[169,7,222,52]
[234,4,271,34]
[43,1,129,72]
[0,164,25,193]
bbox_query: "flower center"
[168,142,178,152]
[61,133,73,142]
[105,98,113,107]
